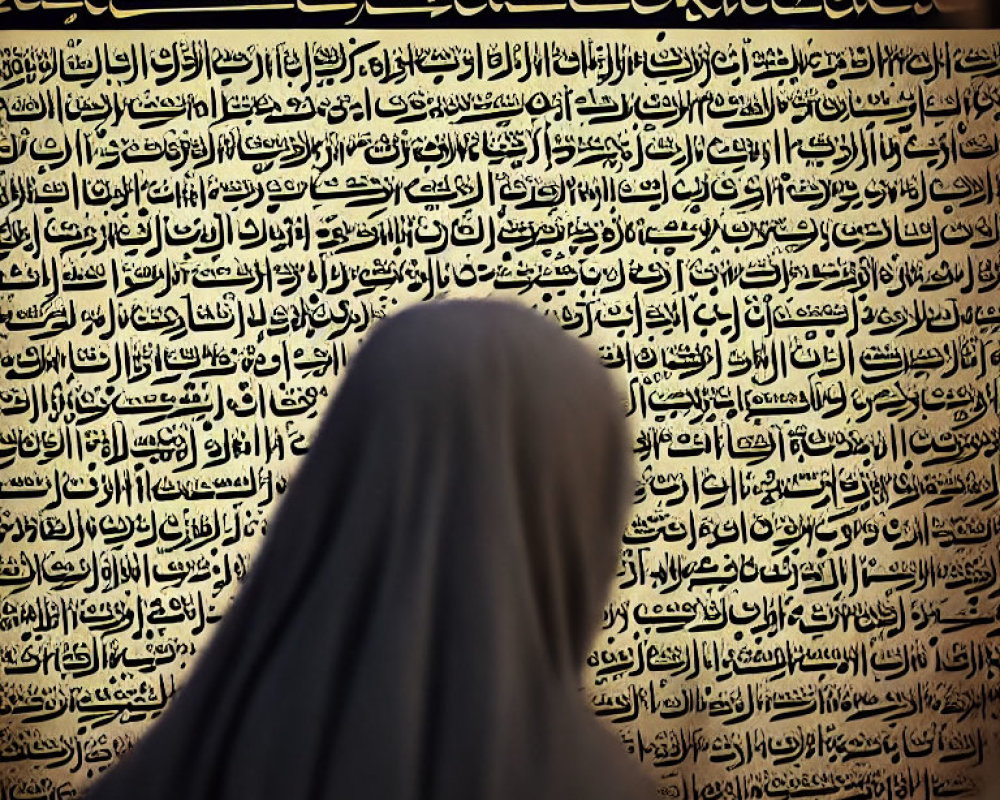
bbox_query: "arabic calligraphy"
[0,29,998,800]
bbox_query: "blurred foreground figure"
[86,300,656,800]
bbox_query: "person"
[84,299,657,800]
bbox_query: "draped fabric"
[84,299,656,800]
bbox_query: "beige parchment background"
[1,29,999,799]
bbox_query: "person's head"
[322,298,634,675]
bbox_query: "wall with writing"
[1,29,999,800]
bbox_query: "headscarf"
[85,299,656,800]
